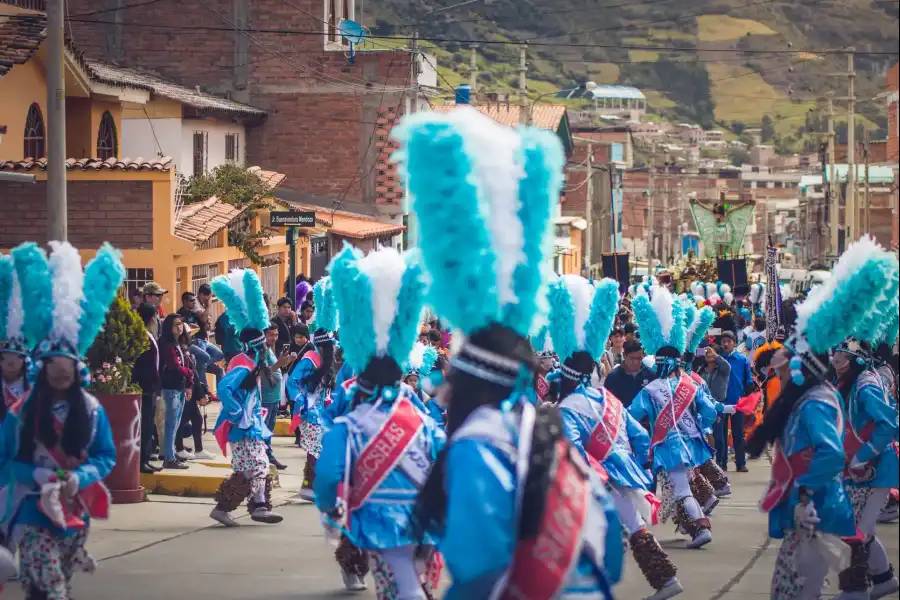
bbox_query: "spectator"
[298,301,315,325]
[603,340,654,407]
[133,303,162,474]
[714,331,754,472]
[698,344,731,405]
[215,310,242,363]
[623,322,639,343]
[262,321,295,470]
[178,291,225,387]
[141,281,168,338]
[159,314,194,470]
[129,288,144,311]
[175,342,215,463]
[601,327,626,375]
[273,297,296,348]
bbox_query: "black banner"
[716,258,748,288]
[601,253,630,293]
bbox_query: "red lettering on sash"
[536,376,550,401]
[650,374,698,449]
[585,391,624,463]
[500,440,590,600]
[759,442,814,513]
[348,397,424,512]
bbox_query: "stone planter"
[96,392,145,503]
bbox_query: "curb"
[273,418,293,437]
[140,469,229,497]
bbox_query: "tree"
[730,120,746,135]
[185,164,276,266]
[761,114,775,143]
[86,296,149,394]
[728,146,751,166]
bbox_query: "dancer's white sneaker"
[645,578,683,600]
[210,508,240,527]
[686,528,712,549]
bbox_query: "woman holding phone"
[262,322,295,470]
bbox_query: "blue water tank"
[455,84,471,105]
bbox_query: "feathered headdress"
[632,285,686,357]
[748,282,765,306]
[391,106,561,341]
[685,303,716,355]
[851,251,899,348]
[0,254,28,356]
[210,269,271,349]
[311,276,338,345]
[11,241,125,386]
[530,324,555,359]
[328,244,426,376]
[405,341,439,378]
[547,276,619,364]
[791,236,894,381]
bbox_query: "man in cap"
[141,281,168,339]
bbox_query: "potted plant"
[86,295,150,503]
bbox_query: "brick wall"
[67,0,412,207]
[0,179,153,248]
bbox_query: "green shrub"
[86,295,149,394]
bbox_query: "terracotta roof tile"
[0,157,175,171]
[174,196,245,245]
[84,59,266,118]
[278,201,405,240]
[0,13,46,78]
[431,103,567,131]
[247,166,286,190]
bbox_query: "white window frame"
[323,0,354,51]
[225,133,240,164]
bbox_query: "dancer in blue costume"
[315,245,444,600]
[628,285,735,549]
[828,239,900,600]
[0,241,124,599]
[394,106,623,599]
[286,277,337,501]
[549,275,681,600]
[403,342,445,427]
[207,269,283,528]
[0,251,31,588]
[745,236,886,600]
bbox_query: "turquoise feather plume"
[682,302,696,332]
[328,244,377,373]
[391,117,499,336]
[547,278,578,363]
[687,306,715,353]
[531,325,551,353]
[242,269,270,333]
[856,254,899,344]
[501,128,563,337]
[387,253,427,369]
[420,344,438,375]
[313,277,338,332]
[0,256,13,340]
[669,300,686,354]
[878,310,898,347]
[210,275,249,333]
[11,242,52,347]
[632,294,664,356]
[584,278,619,361]
[77,243,126,356]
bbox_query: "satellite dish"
[338,19,367,46]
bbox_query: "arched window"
[23,103,45,159]
[97,111,118,160]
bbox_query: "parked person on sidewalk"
[714,331,754,473]
[159,314,194,470]
[178,290,225,387]
[175,350,215,462]
[1,241,122,600]
[272,297,295,349]
[209,269,283,527]
[133,303,163,474]
[603,340,654,408]
[261,321,294,471]
[215,310,242,364]
[141,281,167,339]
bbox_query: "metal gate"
[310,236,329,282]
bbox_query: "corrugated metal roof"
[589,85,646,100]
[85,59,266,118]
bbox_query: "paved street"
[3,434,898,599]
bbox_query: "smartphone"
[281,344,291,356]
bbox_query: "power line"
[407,0,678,26]
[70,0,165,17]
[62,18,900,55]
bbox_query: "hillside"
[364,0,898,152]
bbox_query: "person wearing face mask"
[207,269,284,528]
[746,235,893,600]
[0,241,123,600]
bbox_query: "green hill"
[364,0,898,151]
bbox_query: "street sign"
[270,211,316,228]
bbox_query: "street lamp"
[529,81,597,125]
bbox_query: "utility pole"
[403,31,419,249]
[846,51,857,243]
[663,155,670,264]
[864,129,871,235]
[469,44,478,106]
[826,92,838,256]
[47,0,67,241]
[647,141,656,262]
[519,44,528,125]
[584,143,594,276]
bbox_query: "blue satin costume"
[214,354,272,444]
[844,370,899,490]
